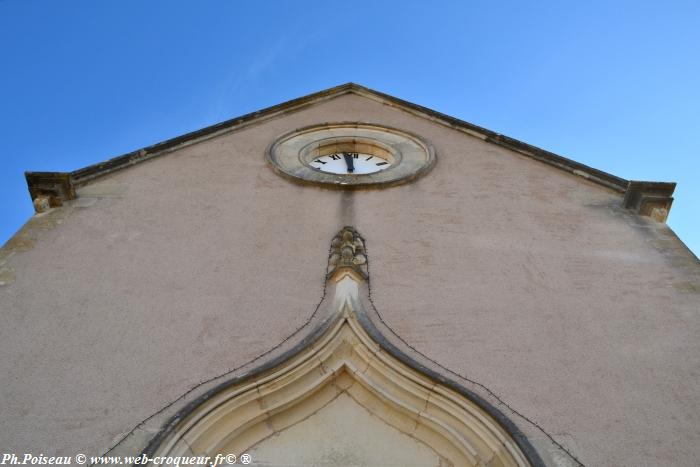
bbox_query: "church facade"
[1,84,698,466]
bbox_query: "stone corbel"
[622,181,676,223]
[25,172,76,212]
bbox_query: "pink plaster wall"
[1,93,698,466]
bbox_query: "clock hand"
[342,152,355,173]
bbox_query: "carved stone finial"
[327,226,368,282]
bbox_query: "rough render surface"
[0,93,698,466]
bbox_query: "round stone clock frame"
[266,123,436,188]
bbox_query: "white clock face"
[309,152,391,175]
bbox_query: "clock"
[310,151,391,175]
[266,123,435,188]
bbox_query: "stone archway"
[147,227,534,466]
[150,310,530,467]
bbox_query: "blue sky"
[1,0,698,255]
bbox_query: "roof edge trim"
[350,85,630,192]
[24,82,676,221]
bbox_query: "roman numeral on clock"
[313,159,326,164]
[329,154,341,160]
[376,162,388,166]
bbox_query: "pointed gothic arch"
[144,228,539,466]
[149,310,531,466]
